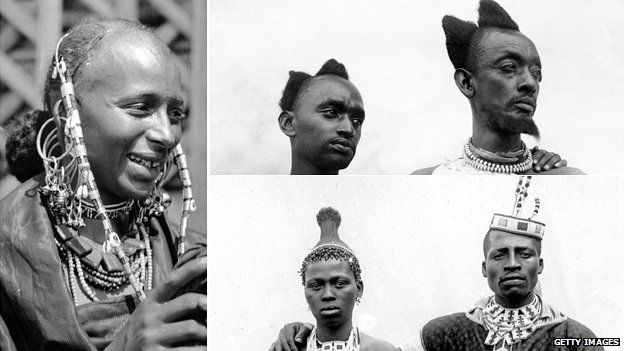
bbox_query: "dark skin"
[412,29,582,174]
[482,230,543,308]
[269,260,362,351]
[48,28,206,348]
[279,76,365,175]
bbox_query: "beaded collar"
[463,138,533,174]
[482,296,542,351]
[306,327,360,351]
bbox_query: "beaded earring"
[38,34,145,301]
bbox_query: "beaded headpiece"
[36,31,196,303]
[300,207,361,285]
[490,176,544,240]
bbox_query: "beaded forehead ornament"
[490,176,545,240]
[300,207,362,286]
[37,32,196,303]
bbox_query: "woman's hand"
[122,256,207,350]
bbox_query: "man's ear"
[454,68,475,98]
[278,111,296,137]
[357,280,364,301]
[538,258,544,275]
[482,260,487,277]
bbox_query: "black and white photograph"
[209,176,623,350]
[2,0,624,350]
[211,0,624,175]
[1,1,207,349]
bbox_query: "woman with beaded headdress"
[0,17,206,350]
[270,207,397,351]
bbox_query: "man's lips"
[329,139,355,153]
[500,274,526,284]
[513,98,536,112]
[320,305,340,312]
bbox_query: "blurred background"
[0,0,207,232]
[211,0,624,175]
[209,176,624,349]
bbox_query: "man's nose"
[504,255,521,271]
[145,108,178,151]
[336,116,354,139]
[518,68,538,94]
[321,286,336,301]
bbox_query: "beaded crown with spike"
[490,176,545,240]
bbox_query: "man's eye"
[126,103,151,117]
[351,118,363,128]
[308,283,321,290]
[322,109,339,117]
[335,280,347,288]
[531,69,542,82]
[520,252,532,258]
[169,108,186,120]
[500,63,517,72]
[493,254,505,260]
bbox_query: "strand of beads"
[173,144,196,257]
[463,139,533,174]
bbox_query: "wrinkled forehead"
[479,29,541,66]
[487,229,540,253]
[78,30,181,95]
[301,75,364,109]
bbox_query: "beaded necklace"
[44,193,159,305]
[80,199,134,219]
[306,327,360,351]
[463,138,532,174]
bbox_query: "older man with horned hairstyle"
[402,176,600,351]
[278,60,365,175]
[412,0,583,175]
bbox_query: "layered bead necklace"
[463,138,533,174]
[49,198,155,305]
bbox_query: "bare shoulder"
[410,165,439,175]
[525,166,585,175]
[360,332,399,351]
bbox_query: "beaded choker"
[463,138,532,174]
[80,199,134,219]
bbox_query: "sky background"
[208,176,624,349]
[210,0,624,175]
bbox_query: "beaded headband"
[489,176,545,240]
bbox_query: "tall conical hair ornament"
[311,207,355,256]
[490,176,545,240]
[37,33,146,301]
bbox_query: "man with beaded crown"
[269,207,397,351]
[401,176,600,351]
[411,0,583,175]
[278,60,365,175]
[0,17,206,350]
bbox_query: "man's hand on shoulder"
[269,322,313,351]
[530,146,566,172]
